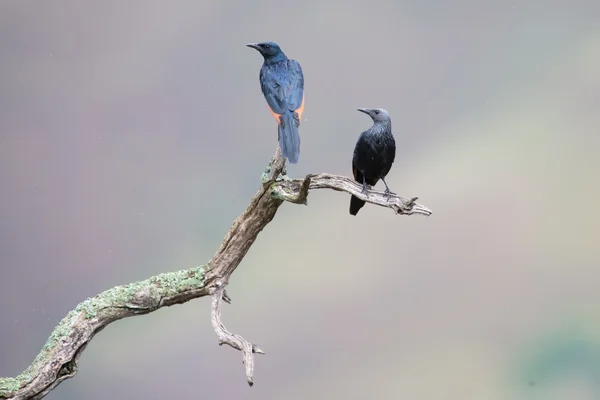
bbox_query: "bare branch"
[210,282,264,386]
[272,173,432,216]
[0,147,431,399]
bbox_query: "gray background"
[1,1,599,399]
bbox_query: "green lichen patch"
[149,265,207,295]
[269,186,288,201]
[0,307,82,396]
[275,173,292,182]
[0,376,22,397]
[0,265,208,397]
[261,157,277,182]
[71,265,207,318]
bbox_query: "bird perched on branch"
[349,108,396,216]
[246,41,305,164]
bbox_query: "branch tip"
[222,289,232,304]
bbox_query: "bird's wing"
[283,60,304,112]
[352,158,360,181]
[352,165,364,183]
[352,132,369,182]
[380,137,397,177]
[260,68,286,115]
[259,60,304,116]
[353,131,384,186]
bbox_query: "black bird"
[349,108,396,216]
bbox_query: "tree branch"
[0,147,431,399]
[211,282,264,386]
[272,173,431,215]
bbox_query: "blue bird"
[247,42,305,164]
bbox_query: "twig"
[210,281,264,386]
[0,146,430,399]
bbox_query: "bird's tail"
[278,110,300,164]
[349,195,366,216]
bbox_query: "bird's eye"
[374,110,380,114]
[264,44,271,49]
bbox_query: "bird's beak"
[357,108,371,115]
[246,43,261,50]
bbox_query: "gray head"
[357,108,391,123]
[246,41,286,61]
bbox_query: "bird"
[349,108,396,216]
[246,41,305,164]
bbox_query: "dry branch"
[211,282,264,386]
[0,147,431,399]
[273,173,431,215]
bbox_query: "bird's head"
[357,108,391,123]
[246,42,286,60]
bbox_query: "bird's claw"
[383,188,391,200]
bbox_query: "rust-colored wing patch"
[266,103,282,123]
[294,95,305,123]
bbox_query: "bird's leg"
[381,178,392,199]
[361,175,369,195]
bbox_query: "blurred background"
[1,1,599,399]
